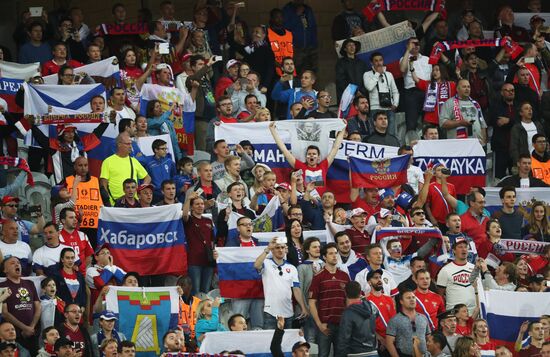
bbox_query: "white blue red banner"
[349,153,410,189]
[23,82,106,115]
[200,330,304,357]
[97,204,187,276]
[413,139,486,195]
[253,230,328,244]
[42,56,120,85]
[216,246,264,299]
[0,61,40,113]
[136,134,175,163]
[485,187,550,215]
[106,286,179,357]
[327,139,399,202]
[335,21,415,78]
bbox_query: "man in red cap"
[1,196,45,244]
[215,59,240,99]
[137,183,155,207]
[344,208,371,253]
[30,119,110,184]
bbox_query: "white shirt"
[521,121,537,154]
[402,54,432,89]
[355,267,398,296]
[520,177,530,188]
[0,240,32,271]
[32,243,76,273]
[407,165,425,194]
[436,261,476,314]
[261,259,300,318]
[109,106,136,122]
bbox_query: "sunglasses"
[4,204,18,208]
[411,320,417,332]
[413,211,425,216]
[277,266,283,276]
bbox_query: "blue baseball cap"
[99,310,117,320]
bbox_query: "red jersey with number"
[59,229,94,275]
[367,293,396,338]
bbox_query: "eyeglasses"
[4,204,18,208]
[238,223,253,227]
[277,266,283,276]
[413,211,425,216]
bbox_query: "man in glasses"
[0,196,45,244]
[531,134,550,185]
[254,237,308,330]
[296,90,337,119]
[386,289,430,357]
[55,303,93,357]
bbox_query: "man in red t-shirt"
[366,269,396,348]
[269,121,346,195]
[59,208,94,275]
[344,208,371,253]
[426,164,456,232]
[309,243,350,357]
[41,42,83,76]
[414,269,445,330]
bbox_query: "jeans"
[317,323,339,357]
[302,316,317,344]
[188,265,214,296]
[231,299,264,329]
[263,312,293,330]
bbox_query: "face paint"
[390,241,402,254]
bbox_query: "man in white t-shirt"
[107,87,136,121]
[33,222,77,276]
[254,237,308,329]
[355,244,398,297]
[436,238,476,314]
[0,221,33,276]
[399,145,424,194]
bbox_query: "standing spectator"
[283,0,318,74]
[439,79,487,144]
[400,38,432,142]
[144,139,176,201]
[437,309,460,355]
[273,57,299,120]
[531,134,550,185]
[342,208,370,254]
[0,221,33,276]
[205,97,239,153]
[365,269,396,350]
[507,65,540,119]
[521,201,550,242]
[346,95,373,141]
[437,239,476,313]
[386,290,431,357]
[336,281,378,357]
[356,244,399,296]
[414,269,445,330]
[182,192,216,297]
[364,111,400,147]
[459,191,490,246]
[510,102,544,164]
[33,222,75,277]
[0,257,41,355]
[18,22,52,64]
[459,53,491,115]
[52,248,86,308]
[195,298,226,346]
[254,238,308,330]
[497,155,549,188]
[107,88,136,122]
[59,207,94,276]
[90,311,126,357]
[308,243,350,357]
[113,179,140,208]
[41,42,82,76]
[494,5,530,43]
[215,59,240,99]
[334,232,368,280]
[56,303,92,357]
[490,83,517,179]
[272,70,318,119]
[491,186,523,240]
[446,213,477,264]
[335,38,369,103]
[425,164,456,232]
[331,0,367,41]
[191,162,221,214]
[364,52,400,136]
[297,237,323,342]
[267,9,294,78]
[518,321,545,357]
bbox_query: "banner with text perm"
[413,139,486,195]
[106,286,179,357]
[43,56,121,88]
[335,21,415,78]
[362,0,446,22]
[200,330,305,357]
[429,38,523,65]
[350,153,410,189]
[97,204,187,276]
[216,246,264,299]
[23,82,106,115]
[327,139,399,203]
[139,83,196,155]
[0,61,40,113]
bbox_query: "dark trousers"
[403,88,425,131]
[494,150,513,179]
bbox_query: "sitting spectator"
[497,154,549,188]
[195,298,226,346]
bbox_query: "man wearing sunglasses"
[1,196,45,244]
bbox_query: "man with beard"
[162,330,182,354]
[334,232,367,280]
[366,269,396,351]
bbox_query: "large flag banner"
[106,286,179,357]
[254,230,328,244]
[200,330,304,357]
[484,187,550,215]
[226,196,285,244]
[327,139,399,203]
[483,290,550,352]
[23,82,106,115]
[335,21,415,78]
[338,84,358,118]
[349,154,410,189]
[136,134,175,163]
[43,56,121,87]
[97,204,187,276]
[0,61,40,113]
[216,246,264,299]
[413,139,486,195]
[139,83,196,154]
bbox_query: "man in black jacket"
[497,154,549,188]
[489,83,517,179]
[336,281,378,357]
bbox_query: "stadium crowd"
[0,0,550,356]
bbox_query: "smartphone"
[235,2,245,7]
[524,57,535,64]
[441,168,451,175]
[29,6,42,17]
[29,205,42,218]
[158,43,170,55]
[276,236,287,244]
[295,169,303,176]
[183,21,194,29]
[213,55,223,62]
[195,188,204,196]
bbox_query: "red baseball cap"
[1,196,19,205]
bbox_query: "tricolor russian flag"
[349,154,410,189]
[216,246,264,299]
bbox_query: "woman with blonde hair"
[254,107,271,122]
[452,336,481,357]
[249,163,272,197]
[521,201,550,242]
[472,319,496,354]
[195,297,226,346]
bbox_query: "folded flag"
[43,56,121,87]
[335,21,415,78]
[97,204,187,276]
[216,246,264,299]
[363,0,446,22]
[373,226,443,243]
[96,23,149,36]
[105,286,179,357]
[338,84,358,119]
[0,61,40,113]
[23,82,106,115]
[0,156,34,186]
[349,154,410,189]
[200,330,305,357]
[429,38,522,65]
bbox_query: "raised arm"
[254,238,276,271]
[269,122,296,167]
[326,124,346,165]
[440,175,457,210]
